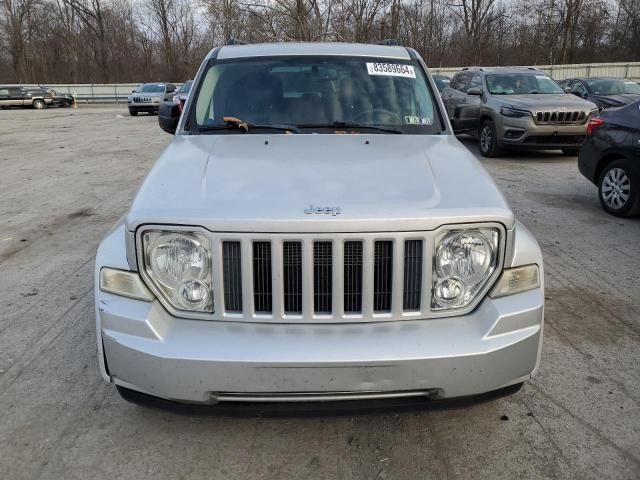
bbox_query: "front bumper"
[99,288,542,404]
[496,115,587,149]
[128,103,159,112]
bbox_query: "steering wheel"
[354,108,403,124]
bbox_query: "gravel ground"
[0,107,638,480]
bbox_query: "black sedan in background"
[41,87,74,107]
[561,77,640,110]
[578,101,640,217]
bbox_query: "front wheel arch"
[597,159,640,217]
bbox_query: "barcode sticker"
[366,63,416,78]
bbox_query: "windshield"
[585,79,640,95]
[189,56,442,134]
[139,83,165,93]
[179,80,193,93]
[487,73,564,95]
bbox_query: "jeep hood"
[126,134,514,233]
[502,93,596,111]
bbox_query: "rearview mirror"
[467,87,482,96]
[158,101,181,134]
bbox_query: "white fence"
[17,62,640,103]
[430,62,640,81]
[20,83,182,104]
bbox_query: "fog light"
[490,264,540,298]
[178,279,209,308]
[434,277,465,307]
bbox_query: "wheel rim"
[601,167,631,209]
[480,125,492,152]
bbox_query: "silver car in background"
[442,67,598,157]
[128,82,176,116]
[96,42,544,412]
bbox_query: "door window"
[570,80,587,96]
[469,74,483,90]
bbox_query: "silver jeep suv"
[95,42,544,411]
[442,67,598,157]
[128,82,176,116]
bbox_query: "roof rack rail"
[377,39,399,46]
[226,38,247,46]
[462,66,483,71]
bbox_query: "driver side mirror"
[158,101,181,135]
[466,87,482,96]
[564,87,572,94]
[166,84,176,94]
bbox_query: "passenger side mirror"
[158,101,181,135]
[467,87,482,96]
[564,87,572,94]
[131,89,136,93]
[166,85,176,93]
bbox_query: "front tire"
[33,99,45,109]
[479,120,502,157]
[598,160,640,217]
[129,109,138,116]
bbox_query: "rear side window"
[450,73,470,92]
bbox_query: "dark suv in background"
[442,67,598,157]
[0,86,53,109]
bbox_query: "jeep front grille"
[209,233,436,322]
[534,110,586,124]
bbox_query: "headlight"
[142,231,213,312]
[432,228,500,311]
[500,106,530,118]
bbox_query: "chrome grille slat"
[373,241,393,312]
[314,241,333,313]
[403,240,423,311]
[343,241,363,313]
[252,241,272,313]
[283,241,302,314]
[222,241,242,312]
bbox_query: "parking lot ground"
[0,107,639,480]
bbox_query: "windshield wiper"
[199,116,301,134]
[297,121,403,134]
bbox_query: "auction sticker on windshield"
[366,63,416,78]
